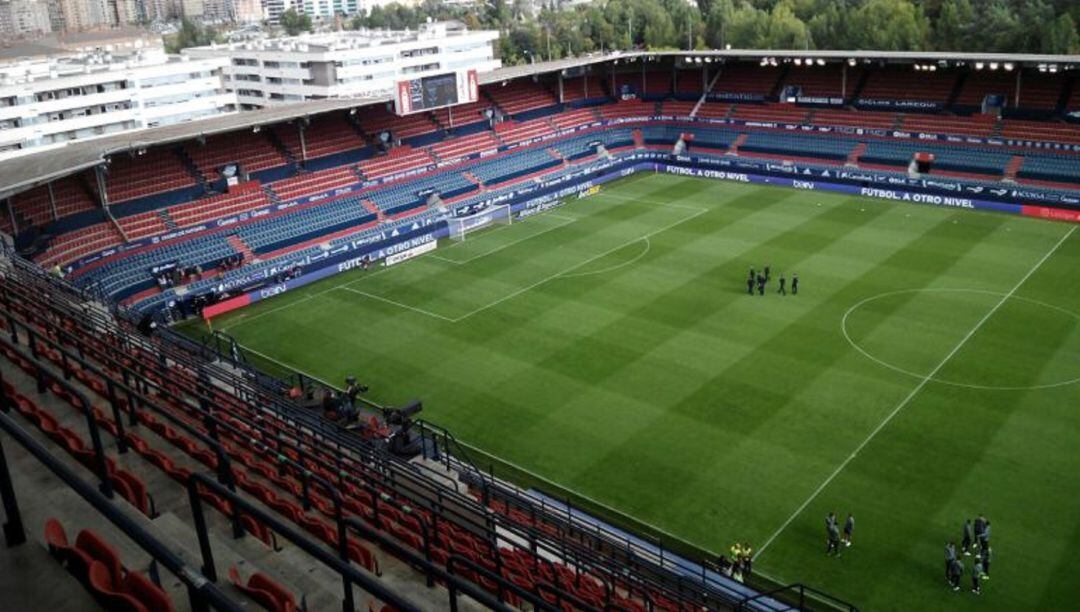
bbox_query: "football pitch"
[187,173,1080,610]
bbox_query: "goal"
[447,204,512,241]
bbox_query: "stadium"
[1,47,1079,612]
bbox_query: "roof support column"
[557,73,564,104]
[94,166,109,210]
[4,199,16,235]
[46,182,58,221]
[297,122,308,165]
[1015,69,1021,109]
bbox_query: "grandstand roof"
[1,49,1077,201]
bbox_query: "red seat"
[88,561,148,612]
[123,570,173,612]
[347,540,380,575]
[228,566,298,612]
[76,529,125,590]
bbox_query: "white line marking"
[450,208,707,322]
[560,236,651,279]
[235,343,339,388]
[841,288,1080,390]
[754,224,1076,560]
[220,294,314,331]
[338,286,457,322]
[593,191,710,212]
[220,190,708,330]
[431,215,580,266]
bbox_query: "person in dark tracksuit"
[826,521,841,556]
[764,265,770,281]
[949,557,963,591]
[971,556,983,594]
[979,521,991,554]
[777,274,787,295]
[974,515,987,547]
[791,273,799,295]
[961,519,974,556]
[982,546,991,579]
[842,513,854,547]
[747,275,755,295]
[945,542,957,582]
[757,273,766,295]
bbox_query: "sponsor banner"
[706,92,765,102]
[201,293,251,320]
[856,98,943,111]
[385,240,437,266]
[658,164,1023,214]
[795,96,844,106]
[1021,205,1080,223]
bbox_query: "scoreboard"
[394,70,479,115]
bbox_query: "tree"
[1043,13,1080,54]
[934,0,976,51]
[280,8,312,36]
[846,0,928,50]
[167,19,218,53]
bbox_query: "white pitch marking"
[449,208,707,322]
[433,215,581,265]
[338,286,457,322]
[753,224,1076,560]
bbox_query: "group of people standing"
[719,542,755,582]
[946,515,993,594]
[825,511,854,556]
[747,266,798,296]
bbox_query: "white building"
[0,44,237,159]
[186,23,499,108]
[0,0,52,37]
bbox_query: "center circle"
[841,288,1080,390]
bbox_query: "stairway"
[265,129,299,169]
[1054,76,1074,115]
[632,128,645,149]
[990,116,1004,138]
[226,234,257,263]
[846,142,868,166]
[946,72,968,110]
[157,209,178,231]
[263,184,282,206]
[849,69,871,102]
[175,147,209,193]
[361,199,385,221]
[768,64,792,100]
[1003,155,1025,182]
[463,172,486,191]
[892,114,906,130]
[726,133,748,156]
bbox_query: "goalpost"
[446,204,512,241]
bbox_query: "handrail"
[0,308,237,488]
[0,304,357,597]
[0,410,245,612]
[0,335,113,498]
[738,582,860,612]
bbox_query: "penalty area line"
[754,224,1076,561]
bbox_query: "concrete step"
[0,535,106,612]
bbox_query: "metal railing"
[0,410,244,612]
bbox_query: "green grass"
[184,174,1080,611]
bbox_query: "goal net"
[447,204,512,241]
